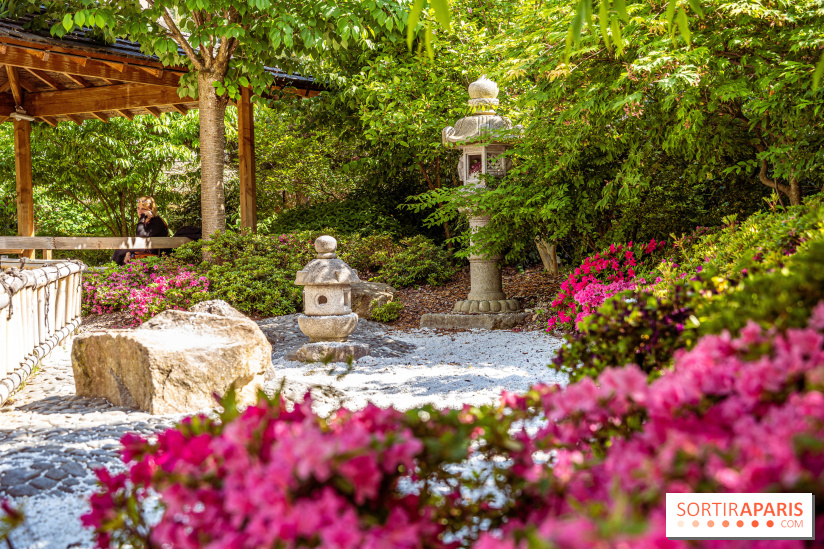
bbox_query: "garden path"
[0,322,565,548]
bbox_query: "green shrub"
[663,196,824,282]
[263,200,408,237]
[371,300,404,323]
[362,235,459,288]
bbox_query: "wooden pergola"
[0,16,322,258]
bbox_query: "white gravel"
[270,328,567,416]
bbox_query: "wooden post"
[238,87,257,232]
[14,119,35,259]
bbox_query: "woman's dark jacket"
[111,215,169,265]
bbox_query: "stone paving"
[0,333,185,548]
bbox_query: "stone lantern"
[285,236,370,362]
[420,76,529,330]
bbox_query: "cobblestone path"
[0,340,183,548]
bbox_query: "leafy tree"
[412,0,824,267]
[0,115,198,237]
[9,0,412,239]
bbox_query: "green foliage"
[371,300,404,322]
[205,258,303,318]
[664,195,824,282]
[353,234,459,287]
[263,199,408,237]
[695,240,824,338]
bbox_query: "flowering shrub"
[554,282,696,382]
[477,307,824,547]
[547,239,669,331]
[83,396,455,549]
[83,258,209,325]
[84,304,824,547]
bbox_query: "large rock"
[71,306,270,415]
[351,282,396,320]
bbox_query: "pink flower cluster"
[83,400,450,549]
[83,260,209,325]
[479,303,824,547]
[571,280,637,328]
[547,240,667,331]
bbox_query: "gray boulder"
[351,282,396,320]
[190,299,248,319]
[71,306,270,415]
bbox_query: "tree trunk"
[198,72,228,239]
[789,175,802,206]
[535,238,559,275]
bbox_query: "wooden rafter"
[39,116,57,127]
[0,82,10,93]
[116,109,134,120]
[26,69,62,90]
[144,106,161,118]
[25,83,190,117]
[0,45,182,88]
[5,65,22,104]
[89,112,109,122]
[17,78,37,93]
[63,73,89,88]
[102,61,124,72]
[65,113,83,125]
[170,103,188,115]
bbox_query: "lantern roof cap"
[295,236,361,286]
[442,76,522,147]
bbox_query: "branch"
[753,145,791,197]
[160,8,204,72]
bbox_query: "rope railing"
[0,259,86,406]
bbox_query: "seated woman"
[112,196,169,265]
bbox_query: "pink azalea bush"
[82,302,824,548]
[477,304,824,547]
[82,399,455,549]
[547,239,669,331]
[83,258,209,325]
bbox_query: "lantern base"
[452,298,520,314]
[419,312,530,331]
[285,342,370,363]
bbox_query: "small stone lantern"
[420,76,529,330]
[285,236,370,362]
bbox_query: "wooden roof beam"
[25,83,190,117]
[1,45,183,88]
[5,65,22,104]
[40,116,57,127]
[63,73,90,88]
[89,112,109,122]
[116,109,134,120]
[26,69,62,90]
[65,113,83,125]
[144,106,161,118]
[170,104,188,115]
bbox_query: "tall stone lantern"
[420,76,529,330]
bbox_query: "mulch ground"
[391,265,564,331]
